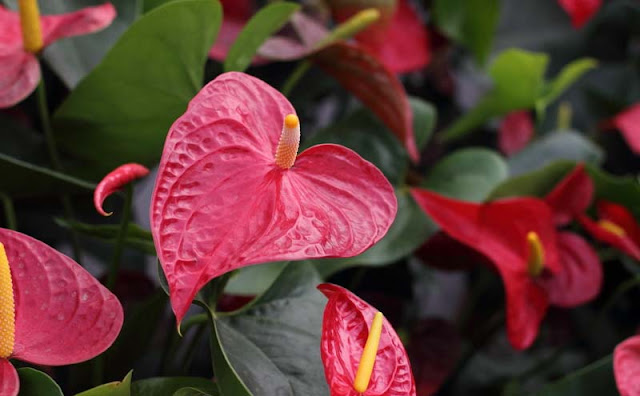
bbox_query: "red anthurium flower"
[0,228,123,396]
[150,72,397,324]
[615,335,640,396]
[544,163,595,226]
[318,283,416,396]
[557,0,602,28]
[329,0,430,73]
[609,103,640,154]
[94,163,150,216]
[209,0,252,61]
[411,179,602,349]
[579,201,640,260]
[0,1,116,108]
[498,110,535,155]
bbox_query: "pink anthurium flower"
[615,335,640,396]
[0,228,123,396]
[498,110,535,155]
[410,165,602,350]
[0,1,116,108]
[318,283,416,396]
[608,103,640,155]
[150,72,397,324]
[557,0,602,28]
[579,200,640,261]
[329,0,430,73]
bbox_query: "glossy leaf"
[211,263,329,396]
[318,283,416,396]
[224,261,287,296]
[150,72,396,324]
[75,371,132,396]
[53,0,222,176]
[16,368,63,396]
[224,2,299,72]
[0,228,123,365]
[423,148,508,202]
[312,42,418,161]
[173,388,217,396]
[131,378,218,396]
[411,97,437,150]
[614,335,640,396]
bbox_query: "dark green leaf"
[411,97,437,150]
[173,387,217,396]
[534,355,616,396]
[75,371,132,396]
[224,2,300,72]
[423,148,509,201]
[55,219,156,255]
[17,368,63,396]
[225,261,287,296]
[131,378,218,396]
[211,263,329,396]
[53,0,222,177]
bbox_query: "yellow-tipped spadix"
[526,231,545,277]
[353,311,383,393]
[274,114,300,169]
[18,0,43,53]
[598,220,626,237]
[0,243,15,359]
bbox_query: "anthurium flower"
[411,165,602,349]
[94,163,150,216]
[579,201,640,261]
[150,72,397,324]
[0,1,116,108]
[608,103,640,154]
[614,335,640,396]
[328,0,430,73]
[557,0,602,28]
[0,228,123,396]
[318,283,416,396]
[498,110,534,155]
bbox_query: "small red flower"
[330,0,430,73]
[579,201,640,260]
[411,165,602,349]
[609,103,640,155]
[615,335,640,396]
[0,228,123,396]
[498,110,535,155]
[0,2,116,108]
[94,163,150,216]
[150,72,397,324]
[318,283,416,396]
[557,0,602,28]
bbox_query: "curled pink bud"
[94,163,149,216]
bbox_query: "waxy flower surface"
[0,228,123,396]
[0,1,116,108]
[579,200,640,261]
[150,72,397,324]
[318,283,416,396]
[614,335,640,396]
[411,165,602,349]
[94,163,150,216]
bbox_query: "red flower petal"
[611,103,640,154]
[0,228,123,365]
[540,232,602,307]
[557,0,602,28]
[498,111,534,156]
[313,42,418,162]
[41,3,116,47]
[598,201,640,245]
[614,335,640,396]
[318,283,416,396]
[578,214,640,261]
[0,359,18,396]
[151,72,396,323]
[544,164,594,226]
[94,163,149,216]
[0,52,39,108]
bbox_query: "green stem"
[281,61,311,97]
[35,79,84,264]
[106,185,133,291]
[0,154,96,190]
[0,193,17,230]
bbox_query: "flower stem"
[106,185,133,291]
[0,193,17,230]
[35,78,84,264]
[281,61,311,97]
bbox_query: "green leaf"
[173,387,217,396]
[411,97,437,150]
[210,263,329,396]
[538,58,598,109]
[225,261,288,296]
[534,355,616,396]
[75,371,132,396]
[434,0,500,65]
[311,189,437,278]
[53,0,222,177]
[55,219,156,255]
[224,2,300,72]
[131,378,218,396]
[144,0,176,13]
[423,148,509,201]
[507,131,604,176]
[17,368,64,396]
